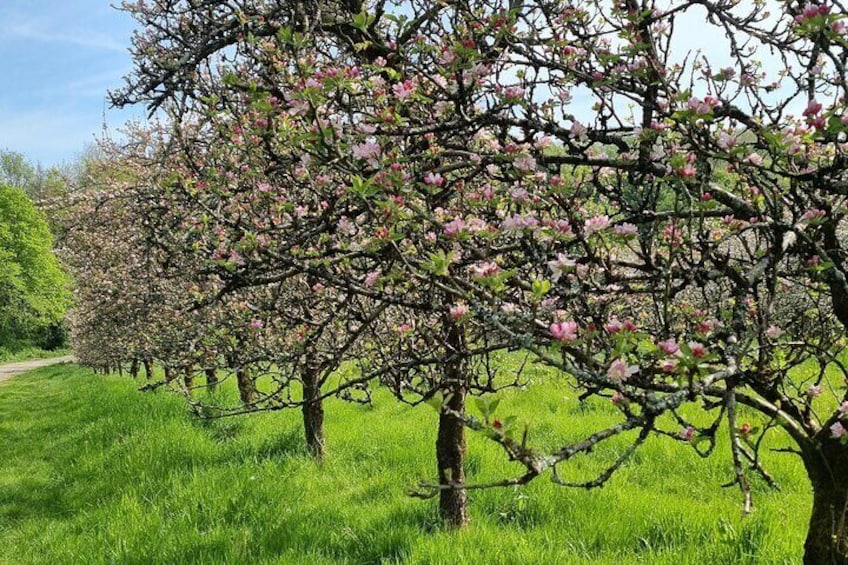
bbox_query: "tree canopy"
[0,183,71,348]
[57,0,848,561]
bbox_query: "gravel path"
[0,355,75,386]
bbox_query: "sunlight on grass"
[0,363,810,564]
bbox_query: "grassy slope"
[0,346,70,364]
[0,364,811,564]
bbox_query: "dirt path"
[0,356,75,386]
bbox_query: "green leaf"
[474,397,490,419]
[422,250,454,277]
[426,391,444,412]
[352,10,375,32]
[532,279,551,300]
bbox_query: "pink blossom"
[465,218,489,233]
[658,338,679,355]
[443,217,466,237]
[661,358,679,374]
[570,120,588,139]
[613,223,638,237]
[688,341,707,358]
[686,96,713,115]
[605,318,624,334]
[352,141,381,162]
[358,123,377,134]
[249,319,264,329]
[514,154,537,172]
[679,426,695,441]
[583,215,611,235]
[678,164,697,179]
[765,325,784,339]
[364,270,381,287]
[801,208,826,222]
[439,48,457,65]
[807,384,823,398]
[605,318,636,334]
[423,172,445,186]
[471,261,500,279]
[534,136,553,149]
[803,99,823,117]
[839,401,848,415]
[550,321,579,342]
[509,186,530,202]
[503,86,525,100]
[695,319,721,334]
[450,303,469,321]
[501,214,539,232]
[743,153,764,166]
[607,358,637,382]
[392,79,416,100]
[831,421,846,439]
[545,219,573,235]
[548,253,576,282]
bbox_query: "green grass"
[0,364,811,564]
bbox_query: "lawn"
[0,363,811,564]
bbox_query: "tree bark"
[436,312,469,528]
[143,359,152,380]
[183,367,193,389]
[302,363,325,459]
[803,439,848,564]
[236,368,257,406]
[204,367,219,390]
[130,358,139,378]
[164,365,175,383]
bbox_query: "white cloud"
[0,21,127,53]
[49,68,132,100]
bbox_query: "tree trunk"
[302,364,325,459]
[164,365,175,383]
[236,368,257,406]
[183,367,193,389]
[436,311,469,528]
[803,439,848,564]
[143,359,152,380]
[130,358,139,379]
[205,368,219,390]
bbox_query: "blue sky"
[0,1,145,167]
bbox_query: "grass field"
[0,363,812,564]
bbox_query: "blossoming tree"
[110,0,848,559]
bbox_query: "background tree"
[0,183,71,351]
[0,149,67,202]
